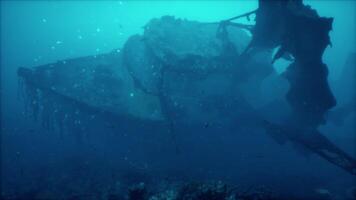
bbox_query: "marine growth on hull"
[18,16,267,141]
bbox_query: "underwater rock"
[176,181,231,200]
[147,181,280,200]
[234,186,278,200]
[149,190,177,200]
[107,194,125,200]
[128,182,148,200]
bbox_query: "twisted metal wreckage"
[17,0,356,175]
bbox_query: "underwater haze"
[1,1,356,200]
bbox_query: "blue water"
[1,1,355,199]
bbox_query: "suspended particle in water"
[96,28,101,33]
[69,49,75,55]
[129,92,134,97]
[151,109,160,118]
[96,48,100,52]
[42,18,47,23]
[62,60,67,64]
[77,35,83,40]
[116,49,121,53]
[56,40,62,45]
[51,46,56,50]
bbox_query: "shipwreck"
[17,0,356,175]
